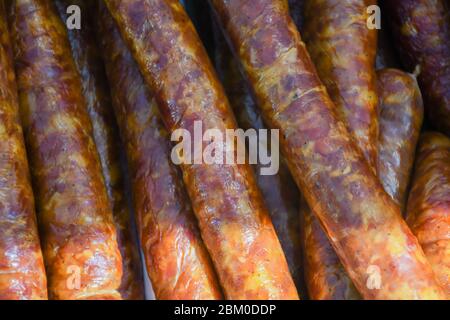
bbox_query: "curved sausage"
[378,69,424,213]
[303,0,379,170]
[211,19,303,290]
[104,0,299,300]
[97,2,223,300]
[0,1,47,300]
[407,132,450,296]
[8,0,123,300]
[210,0,446,299]
[384,0,450,136]
[54,0,144,300]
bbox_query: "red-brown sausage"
[303,0,379,170]
[54,0,144,300]
[384,0,450,136]
[407,132,450,296]
[210,0,445,299]
[8,0,123,300]
[104,0,299,300]
[0,0,47,300]
[97,2,223,300]
[211,19,303,290]
[378,69,424,213]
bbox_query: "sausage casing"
[54,0,144,300]
[9,0,123,300]
[377,69,424,213]
[407,132,450,296]
[384,0,450,135]
[97,2,223,300]
[0,0,47,300]
[303,0,379,169]
[211,18,303,291]
[210,0,446,299]
[104,0,299,300]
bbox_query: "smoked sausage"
[54,0,144,300]
[211,19,303,290]
[8,0,123,300]
[104,0,299,300]
[303,0,379,170]
[407,132,450,296]
[378,69,424,213]
[209,0,446,299]
[97,2,223,300]
[0,0,47,300]
[384,0,450,136]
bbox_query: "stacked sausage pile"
[0,0,448,300]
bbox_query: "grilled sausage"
[97,2,223,300]
[54,0,144,300]
[384,0,450,135]
[210,0,446,299]
[211,19,303,290]
[8,0,123,300]
[104,0,299,300]
[407,132,450,296]
[378,69,424,213]
[0,0,47,300]
[303,0,379,170]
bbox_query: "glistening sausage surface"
[303,0,379,170]
[407,132,450,296]
[211,19,303,291]
[210,0,446,299]
[0,0,47,300]
[384,0,450,135]
[9,0,123,300]
[104,0,299,300]
[55,0,144,300]
[97,3,223,300]
[377,69,424,213]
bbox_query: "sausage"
[210,0,446,299]
[303,0,379,170]
[8,0,123,300]
[406,132,450,296]
[211,19,303,290]
[97,2,223,300]
[54,0,144,300]
[384,0,450,136]
[378,69,424,213]
[104,0,299,300]
[0,1,47,300]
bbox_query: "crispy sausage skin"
[8,0,123,300]
[54,0,144,300]
[384,0,450,135]
[0,1,47,300]
[407,132,450,296]
[97,2,223,300]
[210,0,446,299]
[211,20,303,290]
[104,0,298,300]
[303,0,379,169]
[378,69,424,213]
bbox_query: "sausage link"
[384,0,450,136]
[8,0,123,300]
[0,1,47,300]
[378,69,424,213]
[407,132,450,296]
[211,19,303,290]
[54,0,144,300]
[97,2,223,300]
[210,0,446,299]
[303,0,379,170]
[104,0,298,300]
